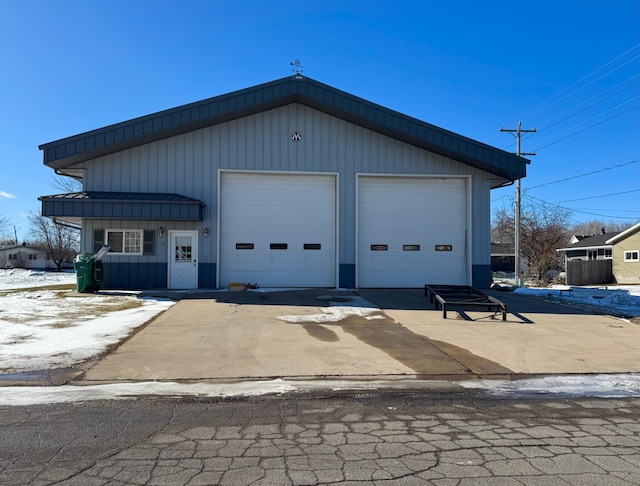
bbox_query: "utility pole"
[500,121,535,286]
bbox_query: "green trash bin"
[74,246,110,293]
[74,253,96,293]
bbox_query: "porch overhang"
[39,192,205,225]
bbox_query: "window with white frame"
[106,230,143,255]
[624,250,639,262]
[604,249,612,259]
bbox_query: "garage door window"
[371,245,388,251]
[403,245,420,251]
[270,243,288,250]
[236,243,254,250]
[304,243,321,250]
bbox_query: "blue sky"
[1,1,638,240]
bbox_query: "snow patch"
[276,295,380,323]
[460,373,640,397]
[514,285,640,317]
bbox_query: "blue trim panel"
[41,197,204,221]
[472,264,492,289]
[198,263,216,288]
[339,264,355,289]
[102,263,167,290]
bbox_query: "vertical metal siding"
[83,103,493,271]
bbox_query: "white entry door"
[168,230,198,289]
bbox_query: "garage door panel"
[358,176,468,288]
[220,173,336,288]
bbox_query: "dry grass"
[0,283,76,296]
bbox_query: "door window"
[175,237,193,262]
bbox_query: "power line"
[501,80,639,151]
[560,189,640,203]
[534,76,640,135]
[533,102,640,151]
[512,44,640,123]
[526,160,640,189]
[523,193,639,220]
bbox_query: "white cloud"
[0,191,17,199]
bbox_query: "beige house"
[606,222,640,284]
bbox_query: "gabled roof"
[557,232,621,252]
[39,75,528,181]
[0,245,44,252]
[606,222,640,245]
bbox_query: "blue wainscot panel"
[472,264,492,289]
[198,263,217,289]
[102,263,167,290]
[339,264,355,289]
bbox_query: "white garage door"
[219,172,336,288]
[358,176,468,288]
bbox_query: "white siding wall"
[81,103,495,266]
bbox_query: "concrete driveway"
[81,288,640,383]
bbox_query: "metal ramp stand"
[424,284,508,321]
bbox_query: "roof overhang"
[39,75,528,182]
[39,192,205,225]
[556,244,613,253]
[605,222,640,245]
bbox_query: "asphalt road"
[1,392,639,485]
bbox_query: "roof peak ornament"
[290,59,303,78]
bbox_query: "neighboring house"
[556,230,620,285]
[568,235,589,245]
[557,230,619,263]
[605,222,640,284]
[0,244,48,269]
[490,242,515,273]
[39,75,527,290]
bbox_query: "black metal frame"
[424,284,508,321]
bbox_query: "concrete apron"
[80,289,640,383]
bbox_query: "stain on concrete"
[302,323,340,342]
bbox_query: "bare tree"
[50,174,82,194]
[28,212,79,271]
[493,198,572,284]
[0,210,8,237]
[570,219,638,237]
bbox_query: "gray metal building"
[39,75,527,290]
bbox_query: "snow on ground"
[513,284,640,318]
[460,374,640,398]
[0,269,174,373]
[1,374,639,406]
[276,294,383,323]
[0,268,76,290]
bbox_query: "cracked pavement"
[1,394,639,485]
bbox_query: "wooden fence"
[567,259,613,286]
